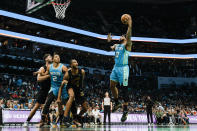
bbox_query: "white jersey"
[103,97,111,106]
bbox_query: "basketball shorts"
[49,85,68,100]
[36,86,50,104]
[110,65,129,86]
[74,90,86,105]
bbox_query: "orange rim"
[51,1,66,5]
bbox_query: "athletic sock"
[114,98,119,104]
[123,105,128,112]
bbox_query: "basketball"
[121,14,131,24]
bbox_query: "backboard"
[26,0,55,14]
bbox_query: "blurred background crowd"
[1,0,197,125]
[0,38,197,125]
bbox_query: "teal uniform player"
[49,63,68,100]
[110,44,129,86]
[38,53,69,127]
[108,14,132,123]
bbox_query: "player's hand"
[33,71,39,76]
[107,33,113,42]
[61,80,68,87]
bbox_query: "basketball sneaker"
[112,101,122,113]
[62,117,71,128]
[121,111,128,122]
[23,121,29,127]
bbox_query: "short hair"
[70,59,75,65]
[43,54,51,61]
[53,52,59,57]
[53,52,60,59]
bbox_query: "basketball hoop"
[51,0,71,19]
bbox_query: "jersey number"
[52,76,57,81]
[115,52,119,58]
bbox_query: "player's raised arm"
[107,33,112,43]
[107,33,117,51]
[81,69,85,88]
[125,16,133,52]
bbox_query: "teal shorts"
[49,85,68,99]
[110,65,129,86]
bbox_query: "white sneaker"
[148,123,150,126]
[23,121,29,127]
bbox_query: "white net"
[52,0,71,19]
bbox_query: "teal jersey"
[114,44,129,66]
[49,63,64,90]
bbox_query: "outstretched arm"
[125,17,133,52]
[107,33,117,51]
[107,33,113,43]
[81,69,85,89]
[57,80,68,103]
[57,67,69,102]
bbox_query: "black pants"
[147,110,153,123]
[104,106,111,123]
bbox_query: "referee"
[102,92,112,125]
[145,96,154,126]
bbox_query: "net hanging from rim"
[51,0,71,19]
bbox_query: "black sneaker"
[62,117,71,128]
[121,111,128,122]
[73,119,82,127]
[112,101,122,112]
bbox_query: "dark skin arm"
[38,65,50,76]
[57,66,68,103]
[81,69,85,88]
[107,33,112,43]
[124,17,132,51]
[107,33,117,51]
[108,16,132,51]
[37,67,50,82]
